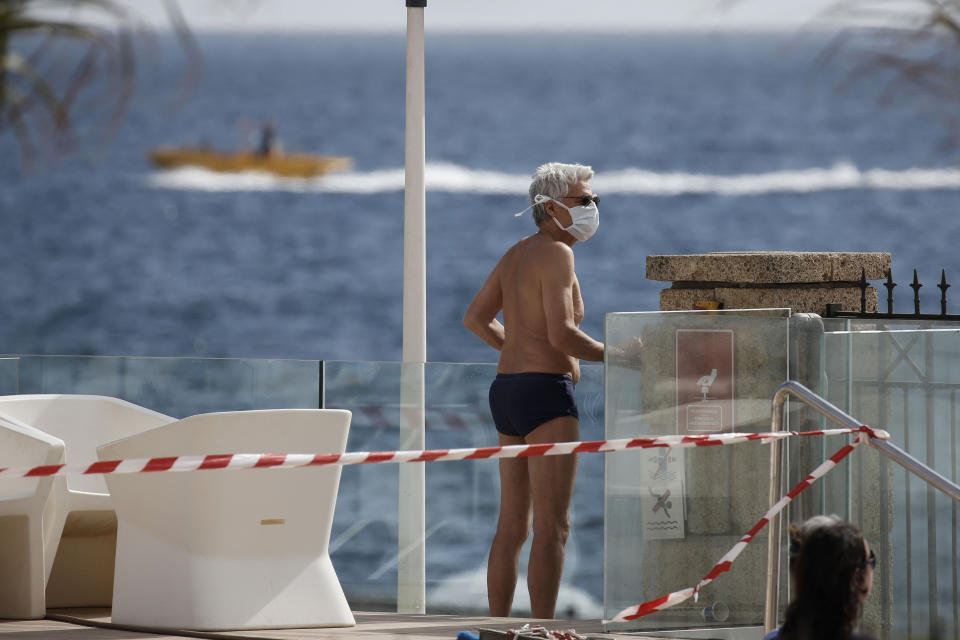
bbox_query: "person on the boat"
[764,520,876,640]
[464,162,640,619]
[257,122,277,157]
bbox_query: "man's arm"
[540,244,604,362]
[464,260,506,351]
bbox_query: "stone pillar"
[646,251,891,314]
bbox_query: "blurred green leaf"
[0,0,199,166]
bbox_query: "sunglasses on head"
[562,194,599,207]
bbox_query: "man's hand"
[608,336,644,369]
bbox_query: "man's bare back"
[495,234,586,383]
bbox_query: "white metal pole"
[402,6,427,358]
[398,0,427,615]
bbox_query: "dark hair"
[779,522,869,640]
[788,514,841,575]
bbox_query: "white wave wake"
[146,160,960,196]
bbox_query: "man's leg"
[488,432,530,617]
[526,416,579,619]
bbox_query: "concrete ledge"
[647,251,891,284]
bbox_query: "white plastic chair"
[0,394,174,608]
[98,408,355,630]
[0,414,65,619]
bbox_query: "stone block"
[646,251,891,285]
[659,286,878,315]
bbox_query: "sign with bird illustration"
[675,329,735,434]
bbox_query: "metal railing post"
[763,434,782,633]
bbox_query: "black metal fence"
[825,268,960,321]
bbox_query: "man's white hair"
[528,162,594,226]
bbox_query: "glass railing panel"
[420,362,502,617]
[566,363,605,619]
[604,309,791,633]
[0,358,18,395]
[10,355,320,416]
[322,360,403,611]
[322,360,605,618]
[823,328,960,640]
[2,354,609,618]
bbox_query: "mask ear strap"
[514,194,551,217]
[514,204,533,217]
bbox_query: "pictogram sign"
[675,329,735,434]
[639,447,685,539]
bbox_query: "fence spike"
[911,269,923,315]
[884,269,896,315]
[938,269,950,317]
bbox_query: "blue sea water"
[1,31,958,363]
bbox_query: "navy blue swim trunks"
[488,372,579,438]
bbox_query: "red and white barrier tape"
[608,430,870,622]
[0,425,886,480]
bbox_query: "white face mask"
[541,195,599,242]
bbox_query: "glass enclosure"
[822,322,960,640]
[603,309,793,634]
[603,312,959,639]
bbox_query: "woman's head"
[783,521,874,639]
[788,513,843,589]
[788,514,841,567]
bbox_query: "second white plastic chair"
[99,408,355,630]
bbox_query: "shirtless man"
[464,162,605,619]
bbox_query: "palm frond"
[3,49,68,125]
[2,82,39,161]
[0,0,198,165]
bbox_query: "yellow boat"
[149,146,353,178]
